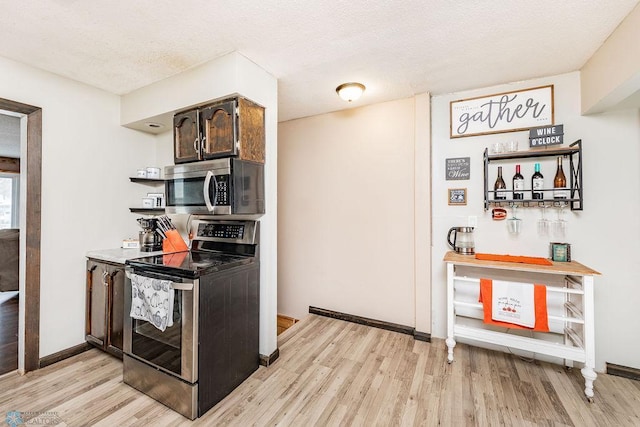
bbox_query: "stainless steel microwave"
[164,158,265,216]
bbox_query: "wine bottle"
[494,166,506,200]
[512,164,524,199]
[553,156,567,199]
[531,163,544,199]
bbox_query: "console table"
[443,251,600,401]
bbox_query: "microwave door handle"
[203,171,217,212]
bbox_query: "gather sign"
[450,85,554,138]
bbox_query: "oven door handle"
[125,270,194,291]
[172,282,194,291]
[203,170,217,212]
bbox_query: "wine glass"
[553,205,567,239]
[507,205,522,234]
[537,205,550,237]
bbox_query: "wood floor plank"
[322,401,349,425]
[1,314,639,426]
[399,347,429,426]
[262,363,333,426]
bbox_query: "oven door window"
[131,290,182,375]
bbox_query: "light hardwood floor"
[1,314,639,426]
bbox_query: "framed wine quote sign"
[450,85,554,138]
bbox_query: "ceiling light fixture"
[336,82,366,102]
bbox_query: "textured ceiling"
[0,0,638,123]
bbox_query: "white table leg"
[446,337,456,363]
[581,366,597,401]
[582,276,596,401]
[446,263,456,363]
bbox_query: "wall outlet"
[468,216,478,227]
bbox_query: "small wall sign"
[529,124,564,147]
[550,242,571,262]
[450,85,554,138]
[446,157,470,180]
[448,188,467,205]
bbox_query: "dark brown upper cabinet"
[174,97,265,165]
[174,109,200,163]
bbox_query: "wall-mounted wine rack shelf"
[483,139,583,211]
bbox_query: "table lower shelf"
[453,324,586,363]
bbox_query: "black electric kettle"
[447,227,475,255]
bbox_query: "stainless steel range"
[123,218,260,420]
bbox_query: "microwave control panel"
[214,174,230,206]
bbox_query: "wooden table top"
[443,251,600,276]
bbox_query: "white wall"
[581,3,640,113]
[0,56,159,358]
[278,97,425,327]
[431,71,640,371]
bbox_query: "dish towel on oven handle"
[479,278,549,332]
[129,273,174,332]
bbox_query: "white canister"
[146,167,161,179]
[142,197,155,209]
[147,193,165,207]
[136,169,147,178]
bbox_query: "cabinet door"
[174,109,201,164]
[106,265,124,357]
[200,100,237,160]
[86,260,108,348]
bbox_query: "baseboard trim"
[259,348,280,367]
[413,330,431,342]
[607,362,640,381]
[309,306,431,342]
[39,342,92,368]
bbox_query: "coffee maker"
[137,218,163,252]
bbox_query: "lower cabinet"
[86,259,124,358]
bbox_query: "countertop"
[443,251,600,276]
[86,248,164,264]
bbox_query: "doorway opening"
[0,115,21,375]
[0,98,42,374]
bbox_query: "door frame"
[0,97,41,372]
